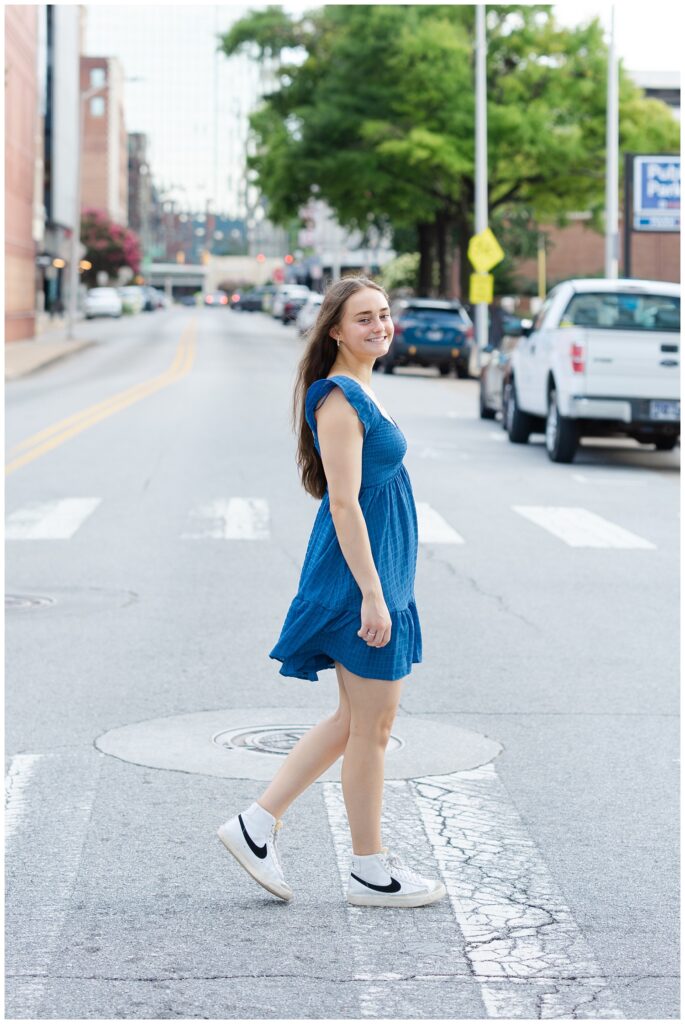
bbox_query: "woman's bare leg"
[337,662,404,855]
[257,665,351,819]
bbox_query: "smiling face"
[332,286,394,358]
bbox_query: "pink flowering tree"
[80,208,142,286]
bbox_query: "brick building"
[80,55,128,225]
[515,215,679,293]
[5,6,39,342]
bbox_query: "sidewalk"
[5,315,96,381]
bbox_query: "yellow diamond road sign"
[469,273,494,305]
[467,228,504,274]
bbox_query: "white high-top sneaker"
[217,802,292,901]
[347,846,446,908]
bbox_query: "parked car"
[178,294,197,307]
[468,312,531,378]
[260,284,279,314]
[117,286,145,315]
[83,287,122,319]
[479,316,533,419]
[141,285,164,311]
[504,278,680,462]
[296,293,324,336]
[282,291,312,324]
[375,298,474,377]
[234,287,268,312]
[272,285,311,319]
[204,290,229,307]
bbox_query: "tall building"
[5,5,82,338]
[80,55,128,225]
[5,6,40,341]
[128,131,153,255]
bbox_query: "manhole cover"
[214,724,403,756]
[5,594,54,609]
[95,707,501,781]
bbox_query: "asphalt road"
[5,306,680,1019]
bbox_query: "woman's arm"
[315,389,391,648]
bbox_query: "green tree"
[222,5,679,298]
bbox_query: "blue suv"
[376,298,474,377]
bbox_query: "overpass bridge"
[148,263,207,298]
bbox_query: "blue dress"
[269,374,422,682]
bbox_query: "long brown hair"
[292,275,389,499]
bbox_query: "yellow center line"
[6,321,197,476]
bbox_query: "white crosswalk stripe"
[4,498,662,553]
[5,751,104,1018]
[5,754,42,842]
[512,505,656,549]
[411,765,625,1018]
[416,501,465,544]
[323,767,624,1018]
[5,498,101,539]
[322,778,474,1018]
[182,497,270,539]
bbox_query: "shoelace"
[268,820,285,875]
[380,847,426,885]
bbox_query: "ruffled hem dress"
[269,375,422,682]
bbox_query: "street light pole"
[474,4,489,370]
[604,5,619,278]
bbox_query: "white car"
[272,285,311,319]
[117,286,146,314]
[295,293,324,336]
[505,278,680,462]
[83,287,122,319]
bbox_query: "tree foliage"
[81,208,141,286]
[221,5,679,297]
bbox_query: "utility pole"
[604,5,619,278]
[474,5,488,367]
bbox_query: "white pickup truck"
[504,278,680,462]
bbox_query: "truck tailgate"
[582,329,680,399]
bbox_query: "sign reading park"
[633,155,680,232]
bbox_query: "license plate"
[426,330,443,341]
[650,400,680,421]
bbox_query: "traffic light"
[284,254,294,264]
[256,253,266,263]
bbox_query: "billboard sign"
[633,156,680,231]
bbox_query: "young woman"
[218,276,446,909]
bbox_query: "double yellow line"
[6,321,197,476]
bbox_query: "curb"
[5,338,96,381]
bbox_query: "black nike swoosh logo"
[350,872,402,893]
[238,814,267,859]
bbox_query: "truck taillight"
[571,341,585,373]
[464,326,474,341]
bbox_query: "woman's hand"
[357,593,392,648]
